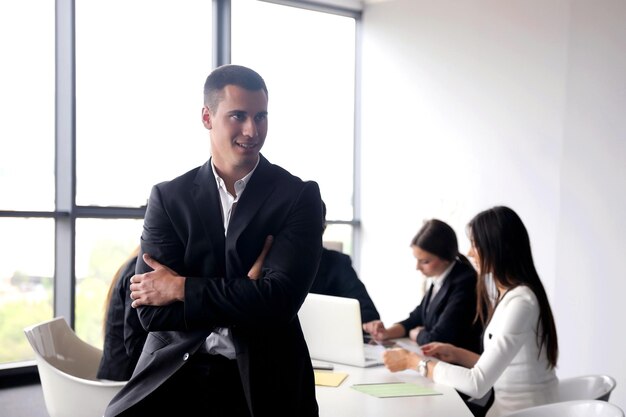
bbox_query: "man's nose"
[243,118,258,138]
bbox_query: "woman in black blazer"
[363,219,492,417]
[363,219,483,354]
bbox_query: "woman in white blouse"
[383,206,559,417]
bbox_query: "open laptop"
[298,293,385,367]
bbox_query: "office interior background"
[1,0,625,411]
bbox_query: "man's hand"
[383,348,418,373]
[248,235,273,280]
[129,253,186,308]
[363,320,386,341]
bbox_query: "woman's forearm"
[454,346,480,368]
[385,323,407,339]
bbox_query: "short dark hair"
[411,219,459,262]
[203,65,268,112]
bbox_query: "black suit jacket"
[310,248,380,323]
[97,256,147,381]
[105,155,323,417]
[398,260,483,354]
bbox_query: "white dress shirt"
[203,157,259,359]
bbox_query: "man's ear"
[202,106,212,129]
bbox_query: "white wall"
[556,0,626,407]
[358,0,626,410]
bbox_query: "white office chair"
[504,400,625,417]
[558,374,617,402]
[24,317,126,417]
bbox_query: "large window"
[0,0,55,365]
[74,219,144,347]
[232,0,358,250]
[0,0,213,366]
[0,0,358,369]
[75,0,212,208]
[0,219,55,364]
[0,1,55,213]
[73,0,212,346]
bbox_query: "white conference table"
[315,362,473,417]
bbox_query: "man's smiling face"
[203,84,268,175]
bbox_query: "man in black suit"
[105,65,323,417]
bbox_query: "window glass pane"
[75,219,144,348]
[0,219,54,364]
[323,224,354,255]
[75,0,212,207]
[232,0,356,221]
[0,1,55,211]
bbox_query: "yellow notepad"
[314,370,349,387]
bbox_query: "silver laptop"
[298,293,385,367]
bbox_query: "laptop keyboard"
[363,343,385,361]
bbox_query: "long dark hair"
[411,219,472,267]
[468,206,558,368]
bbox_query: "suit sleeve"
[183,181,323,329]
[398,301,426,335]
[135,184,189,330]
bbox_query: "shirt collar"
[210,157,260,196]
[430,260,456,291]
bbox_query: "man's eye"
[231,113,245,121]
[255,114,267,122]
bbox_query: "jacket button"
[183,353,190,361]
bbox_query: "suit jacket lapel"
[424,268,454,322]
[191,160,226,272]
[422,283,434,320]
[226,155,276,243]
[425,263,457,322]
[427,283,447,319]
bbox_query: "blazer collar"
[191,160,226,254]
[226,155,276,240]
[190,155,276,243]
[426,261,459,315]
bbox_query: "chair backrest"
[323,240,344,252]
[558,374,617,402]
[24,317,126,417]
[504,400,625,417]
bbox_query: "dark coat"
[399,260,483,354]
[97,255,146,381]
[310,248,380,323]
[105,155,323,417]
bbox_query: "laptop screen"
[298,293,384,367]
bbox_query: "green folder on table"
[351,382,441,398]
